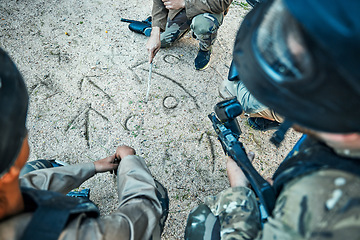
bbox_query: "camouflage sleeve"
[204,186,262,240]
[203,170,360,240]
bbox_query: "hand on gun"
[209,97,276,215]
[146,27,161,63]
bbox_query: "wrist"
[150,27,161,37]
[93,162,100,174]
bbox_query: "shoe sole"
[195,61,210,71]
[195,55,211,71]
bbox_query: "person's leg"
[190,12,224,70]
[250,109,284,124]
[190,13,223,51]
[220,78,268,114]
[219,78,283,131]
[151,179,169,240]
[184,204,220,240]
[160,9,191,48]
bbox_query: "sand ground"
[0,0,301,239]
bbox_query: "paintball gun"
[67,188,91,199]
[121,16,152,37]
[208,97,276,217]
[246,0,264,7]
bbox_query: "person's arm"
[147,27,161,63]
[152,0,169,30]
[146,0,167,63]
[205,186,261,240]
[19,155,118,194]
[210,157,360,240]
[60,146,163,240]
[148,0,186,63]
[204,155,262,239]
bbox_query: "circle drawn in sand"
[163,95,179,109]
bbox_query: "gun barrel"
[121,18,135,23]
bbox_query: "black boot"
[248,117,281,131]
[194,48,211,70]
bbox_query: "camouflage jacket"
[151,0,232,31]
[205,168,360,239]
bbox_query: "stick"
[145,62,153,103]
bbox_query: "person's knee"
[191,14,220,36]
[236,82,267,114]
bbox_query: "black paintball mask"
[233,0,360,136]
[0,49,29,178]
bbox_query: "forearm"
[19,163,95,194]
[205,186,261,240]
[152,0,168,30]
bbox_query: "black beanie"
[0,48,29,176]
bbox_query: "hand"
[162,0,185,10]
[115,145,136,160]
[94,155,119,173]
[226,152,255,187]
[146,27,161,63]
[94,146,136,174]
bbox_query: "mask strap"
[270,119,292,147]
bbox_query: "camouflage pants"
[161,10,224,51]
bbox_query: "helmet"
[0,48,29,177]
[233,0,360,133]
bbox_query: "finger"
[267,178,274,185]
[149,52,154,63]
[163,2,172,8]
[247,151,255,162]
[153,48,159,57]
[150,47,159,63]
